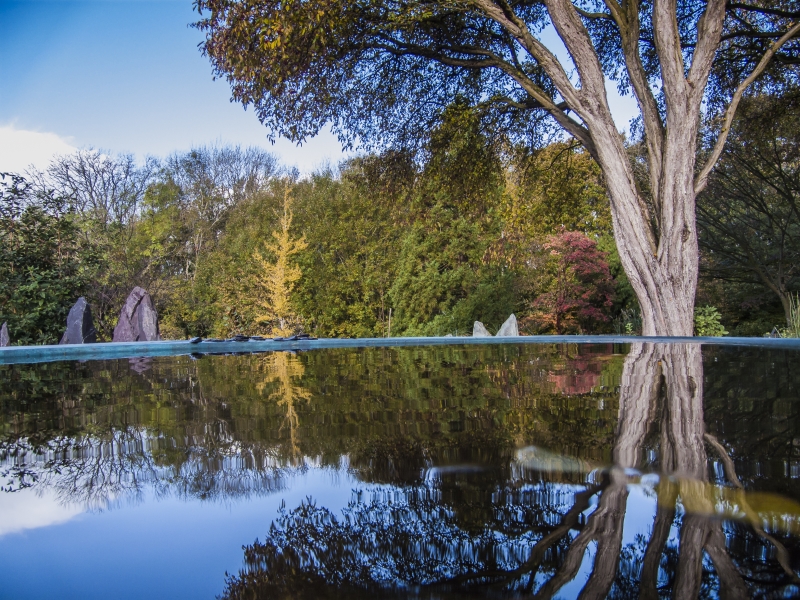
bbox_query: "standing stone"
[496,314,519,337]
[113,287,161,342]
[59,297,97,344]
[0,322,9,347]
[472,321,492,337]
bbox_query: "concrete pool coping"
[2,334,800,365]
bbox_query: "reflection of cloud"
[0,125,77,174]
[0,488,84,536]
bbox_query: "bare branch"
[727,3,800,19]
[470,0,584,109]
[375,35,597,157]
[575,7,613,20]
[695,21,800,193]
[688,0,726,92]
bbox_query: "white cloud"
[0,125,77,175]
[0,488,84,537]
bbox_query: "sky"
[0,0,639,175]
[0,0,350,174]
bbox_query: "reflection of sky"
[0,457,662,600]
[0,468,358,600]
[0,489,85,537]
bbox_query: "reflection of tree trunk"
[538,344,661,599]
[660,344,706,480]
[533,472,628,600]
[640,502,675,600]
[658,344,749,600]
[576,471,628,600]
[705,526,750,598]
[615,343,661,471]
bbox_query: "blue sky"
[0,0,638,175]
[0,0,348,173]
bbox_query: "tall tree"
[293,154,414,338]
[30,151,158,337]
[0,174,99,345]
[163,145,279,281]
[196,0,800,336]
[252,187,308,335]
[389,103,514,335]
[698,91,800,325]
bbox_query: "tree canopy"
[195,0,800,336]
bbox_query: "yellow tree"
[252,186,308,336]
[255,351,311,463]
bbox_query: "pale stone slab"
[496,314,519,337]
[472,321,492,337]
[0,322,9,347]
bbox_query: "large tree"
[698,91,800,326]
[195,0,800,335]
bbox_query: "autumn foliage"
[526,231,615,335]
[251,187,308,336]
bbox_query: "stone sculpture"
[113,287,161,342]
[59,297,97,344]
[0,322,9,347]
[472,321,492,337]
[496,314,519,337]
[472,314,519,337]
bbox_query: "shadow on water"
[1,343,800,597]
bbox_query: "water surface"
[1,343,798,598]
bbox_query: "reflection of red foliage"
[547,346,610,395]
[529,231,615,334]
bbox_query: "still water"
[1,342,799,599]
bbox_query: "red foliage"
[528,230,615,334]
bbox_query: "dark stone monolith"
[0,322,9,347]
[59,297,97,344]
[496,314,519,337]
[113,287,160,342]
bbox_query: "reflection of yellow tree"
[252,186,308,336]
[256,351,311,462]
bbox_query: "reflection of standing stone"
[496,314,519,337]
[0,322,9,347]
[59,297,97,344]
[113,287,161,342]
[472,321,492,337]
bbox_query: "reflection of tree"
[221,344,800,599]
[1,429,290,510]
[3,344,800,595]
[255,351,311,462]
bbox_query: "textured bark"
[465,1,799,335]
[640,503,676,600]
[508,344,766,596]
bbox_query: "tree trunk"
[588,118,700,337]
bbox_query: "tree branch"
[727,3,800,19]
[605,0,666,211]
[375,35,597,157]
[695,21,800,193]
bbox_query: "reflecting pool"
[1,342,799,599]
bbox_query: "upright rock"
[496,314,519,337]
[59,297,97,344]
[113,287,160,342]
[0,322,9,347]
[472,321,492,337]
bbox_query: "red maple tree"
[527,231,615,334]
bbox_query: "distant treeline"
[1,98,797,344]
